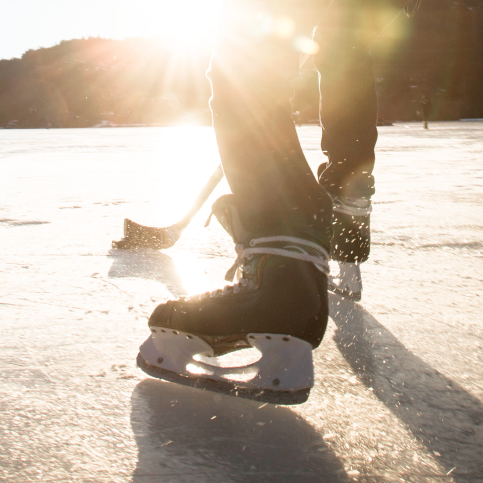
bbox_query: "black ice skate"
[328,195,371,301]
[317,163,371,301]
[137,195,330,404]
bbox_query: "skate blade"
[138,329,314,404]
[328,275,362,302]
[328,285,362,302]
[136,353,310,405]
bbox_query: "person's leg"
[315,0,409,201]
[313,0,411,298]
[208,0,333,246]
[145,0,331,376]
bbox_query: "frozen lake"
[0,122,482,482]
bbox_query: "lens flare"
[274,16,296,39]
[293,36,320,55]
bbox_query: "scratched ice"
[0,122,482,482]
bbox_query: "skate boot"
[138,194,330,397]
[318,161,371,301]
[329,195,371,300]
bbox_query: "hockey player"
[139,0,420,397]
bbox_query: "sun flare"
[150,0,223,45]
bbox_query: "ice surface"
[0,123,482,482]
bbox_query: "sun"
[143,0,223,45]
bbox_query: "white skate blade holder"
[328,261,362,301]
[140,329,314,392]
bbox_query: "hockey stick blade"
[136,352,311,406]
[112,164,224,250]
[112,219,181,250]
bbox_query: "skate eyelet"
[151,329,156,333]
[161,329,166,333]
[272,378,280,386]
[249,335,255,339]
[157,357,163,364]
[249,239,255,247]
[186,334,193,339]
[265,335,271,340]
[244,266,251,274]
[283,337,290,342]
[172,330,179,335]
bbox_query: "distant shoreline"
[2,119,483,131]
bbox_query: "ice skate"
[330,194,372,262]
[137,195,330,404]
[326,195,371,300]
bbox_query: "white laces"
[224,236,329,282]
[209,277,249,298]
[332,197,372,217]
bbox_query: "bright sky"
[0,0,222,60]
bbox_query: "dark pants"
[208,0,407,247]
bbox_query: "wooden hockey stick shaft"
[175,163,224,232]
[112,164,224,249]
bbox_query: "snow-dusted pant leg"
[207,0,333,246]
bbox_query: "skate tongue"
[225,266,238,282]
[211,195,253,245]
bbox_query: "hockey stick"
[112,164,224,250]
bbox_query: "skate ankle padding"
[210,194,252,245]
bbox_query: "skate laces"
[208,277,249,299]
[224,236,329,282]
[332,196,372,217]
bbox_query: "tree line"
[0,37,214,128]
